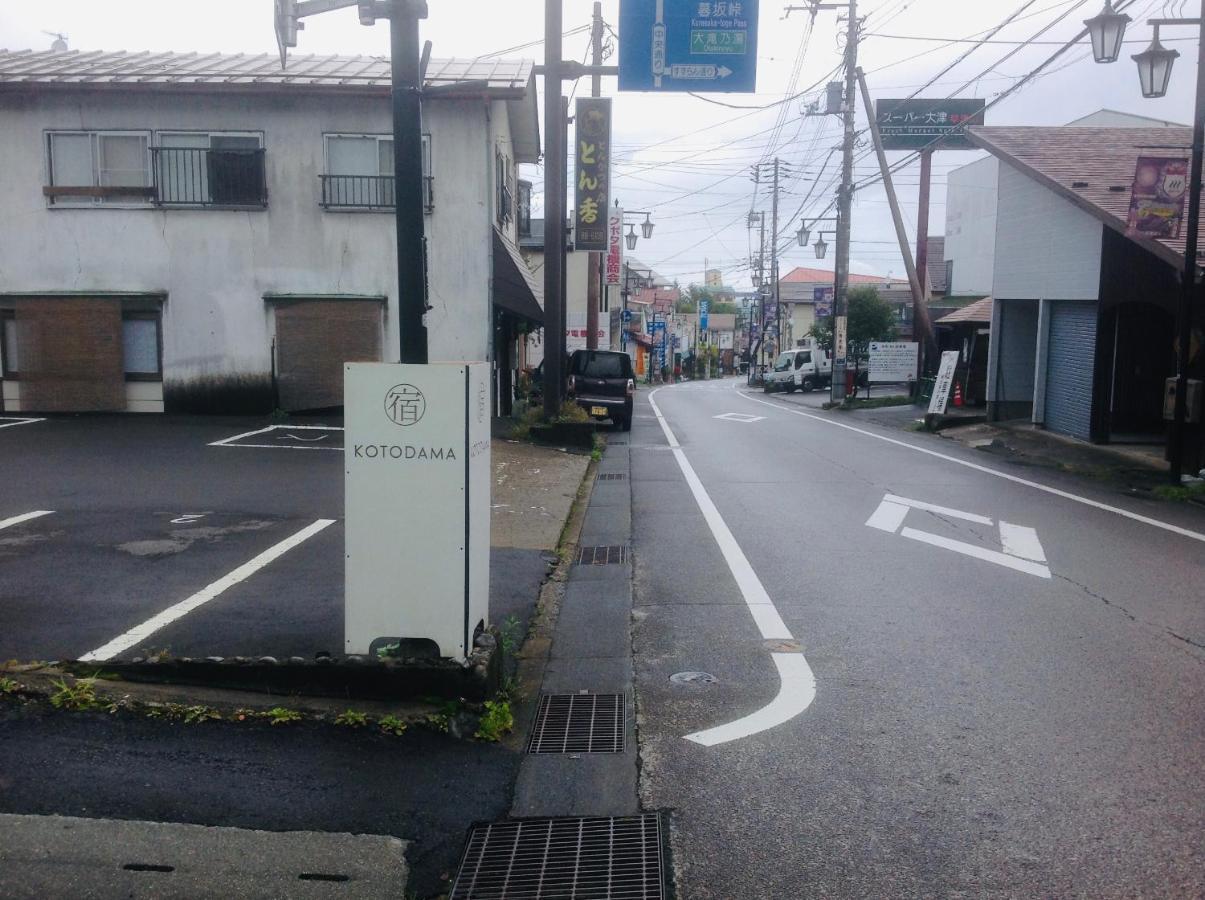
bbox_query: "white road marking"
[866,493,1052,579]
[648,388,815,746]
[209,424,343,450]
[883,493,993,525]
[713,412,765,423]
[0,510,54,531]
[735,384,1205,545]
[900,527,1052,579]
[170,514,207,525]
[79,518,336,661]
[865,499,909,533]
[279,433,329,442]
[684,653,817,747]
[0,417,46,429]
[999,521,1047,562]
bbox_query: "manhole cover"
[670,671,717,685]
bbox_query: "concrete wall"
[993,161,1103,301]
[0,88,506,411]
[944,154,998,297]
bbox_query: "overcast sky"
[1,0,1197,288]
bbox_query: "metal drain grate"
[451,814,666,900]
[527,693,626,754]
[597,473,627,482]
[576,545,628,566]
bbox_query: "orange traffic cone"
[953,381,964,408]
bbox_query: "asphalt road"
[630,377,1204,898]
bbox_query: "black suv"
[567,349,635,431]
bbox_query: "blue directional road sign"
[619,0,759,93]
[699,298,710,331]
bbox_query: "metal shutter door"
[1044,300,1097,440]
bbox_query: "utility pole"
[542,2,565,419]
[771,157,782,352]
[832,0,858,402]
[585,1,604,351]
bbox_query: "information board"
[868,341,918,383]
[875,98,986,150]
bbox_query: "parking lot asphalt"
[0,415,550,662]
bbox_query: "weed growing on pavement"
[139,647,172,662]
[378,715,408,736]
[0,677,19,695]
[424,712,450,733]
[335,710,369,728]
[475,699,514,742]
[499,615,523,655]
[146,703,223,724]
[265,706,302,726]
[49,677,99,711]
[270,407,290,422]
[1154,482,1205,502]
[590,446,603,461]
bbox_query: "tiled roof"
[780,266,886,285]
[967,125,1198,270]
[0,49,532,95]
[936,297,993,324]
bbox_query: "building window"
[45,131,153,205]
[152,132,266,207]
[320,133,432,211]
[496,150,513,225]
[518,179,532,238]
[1,311,17,378]
[122,312,162,380]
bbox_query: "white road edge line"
[0,510,54,531]
[79,518,337,662]
[0,417,46,429]
[648,387,816,747]
[735,384,1205,545]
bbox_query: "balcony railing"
[151,147,267,207]
[319,174,434,212]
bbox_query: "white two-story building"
[0,49,542,414]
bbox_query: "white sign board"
[605,206,624,286]
[566,313,608,353]
[928,350,961,415]
[868,341,918,383]
[718,331,734,350]
[344,362,490,661]
[834,315,848,360]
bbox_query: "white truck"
[763,346,832,393]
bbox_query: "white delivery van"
[763,346,832,393]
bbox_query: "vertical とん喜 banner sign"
[574,98,612,252]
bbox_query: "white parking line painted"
[900,527,1052,579]
[684,653,816,747]
[0,417,46,429]
[648,388,815,747]
[79,518,336,662]
[735,384,1205,545]
[209,424,344,450]
[0,510,54,531]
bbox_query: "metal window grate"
[597,473,626,482]
[451,814,666,900]
[527,693,626,754]
[575,545,628,566]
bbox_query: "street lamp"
[641,213,655,239]
[620,208,655,250]
[625,224,638,251]
[1132,26,1180,98]
[797,223,810,247]
[1088,8,1203,483]
[814,235,828,259]
[1083,0,1131,63]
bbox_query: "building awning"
[493,229,544,327]
[936,297,993,325]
